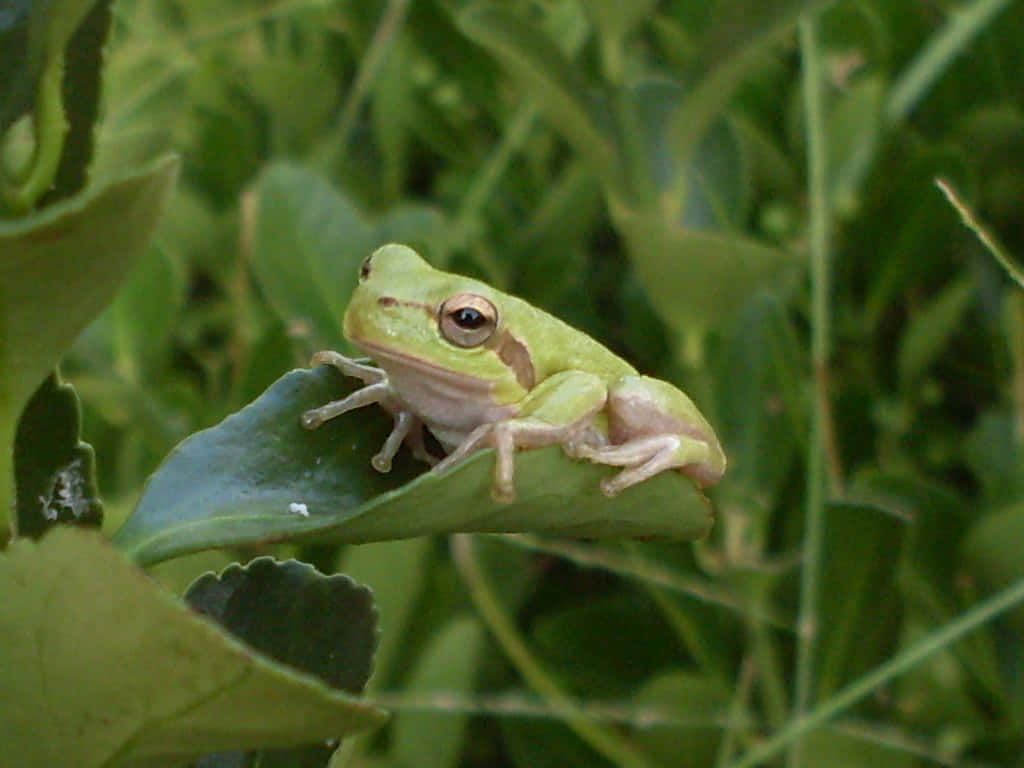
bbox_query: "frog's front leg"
[434,371,608,502]
[569,375,726,497]
[302,350,436,471]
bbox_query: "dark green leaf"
[114,366,714,566]
[963,501,1024,633]
[827,74,885,215]
[186,557,379,695]
[715,292,804,498]
[503,718,612,768]
[532,595,682,697]
[610,203,801,331]
[184,559,379,768]
[816,502,905,698]
[192,745,335,768]
[669,0,837,186]
[799,729,917,768]
[44,0,112,203]
[0,527,386,766]
[631,671,730,768]
[965,408,1024,503]
[897,273,976,387]
[14,372,102,537]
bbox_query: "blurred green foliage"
[2,0,1024,765]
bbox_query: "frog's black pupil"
[359,259,372,279]
[453,307,486,328]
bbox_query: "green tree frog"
[302,244,726,502]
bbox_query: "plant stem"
[728,576,1024,768]
[0,53,68,212]
[452,534,658,768]
[788,14,831,768]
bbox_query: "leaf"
[251,164,367,350]
[108,242,185,374]
[965,408,1024,502]
[0,154,179,432]
[14,372,102,537]
[113,366,714,566]
[531,595,682,697]
[0,527,386,767]
[963,501,1024,633]
[250,163,446,351]
[798,729,917,768]
[715,292,804,498]
[669,0,837,188]
[631,671,730,768]
[456,3,619,183]
[46,0,112,203]
[815,502,905,698]
[827,74,885,215]
[610,202,801,331]
[897,273,975,386]
[186,558,379,695]
[390,616,485,768]
[185,558,381,768]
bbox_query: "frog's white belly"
[363,346,518,451]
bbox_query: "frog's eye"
[359,256,373,281]
[439,293,498,347]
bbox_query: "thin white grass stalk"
[935,178,1024,290]
[368,688,746,730]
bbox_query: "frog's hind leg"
[572,374,726,496]
[573,434,720,497]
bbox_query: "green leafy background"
[2,0,1024,766]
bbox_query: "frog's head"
[343,244,535,400]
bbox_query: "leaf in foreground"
[114,366,714,565]
[0,527,385,768]
[0,154,179,424]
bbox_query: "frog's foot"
[572,434,724,497]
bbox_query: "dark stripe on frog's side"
[491,330,535,389]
